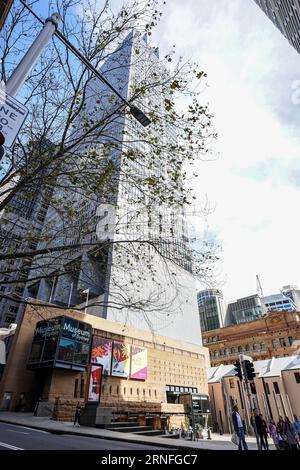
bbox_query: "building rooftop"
[207,355,300,382]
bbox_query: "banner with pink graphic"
[91,336,112,375]
[130,346,147,380]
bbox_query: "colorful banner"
[88,365,102,403]
[111,341,131,378]
[130,346,148,380]
[91,337,112,375]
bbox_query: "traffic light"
[244,360,255,381]
[233,361,242,381]
[0,131,5,159]
[249,382,257,395]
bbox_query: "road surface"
[0,422,169,450]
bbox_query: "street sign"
[0,90,28,148]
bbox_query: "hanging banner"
[130,346,148,380]
[91,336,112,375]
[111,341,131,378]
[88,365,103,403]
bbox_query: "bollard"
[207,427,212,440]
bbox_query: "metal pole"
[84,289,90,314]
[67,282,73,308]
[6,13,60,97]
[240,355,252,435]
[18,1,151,127]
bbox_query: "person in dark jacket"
[255,413,269,450]
[73,402,81,427]
[232,405,248,450]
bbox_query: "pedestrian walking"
[73,401,81,427]
[276,416,284,439]
[293,415,300,436]
[232,405,248,451]
[255,412,268,450]
[251,408,260,449]
[269,418,279,449]
[261,414,269,450]
[282,416,298,451]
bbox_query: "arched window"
[149,389,151,397]
[224,348,229,356]
[130,388,133,395]
[245,344,250,352]
[231,347,236,355]
[214,350,219,358]
[253,343,259,352]
[238,346,243,353]
[116,386,119,395]
[137,388,139,396]
[261,341,266,351]
[154,390,157,397]
[219,349,223,357]
[109,385,112,395]
[123,388,126,395]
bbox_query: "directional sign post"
[0,90,28,148]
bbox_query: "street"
[0,423,169,450]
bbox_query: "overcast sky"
[153,0,300,301]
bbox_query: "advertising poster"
[111,341,131,378]
[88,365,102,403]
[91,336,112,375]
[130,346,148,380]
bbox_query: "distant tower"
[256,275,264,298]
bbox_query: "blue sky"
[154,0,300,301]
[6,0,300,301]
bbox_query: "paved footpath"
[0,412,275,450]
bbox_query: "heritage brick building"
[0,302,209,430]
[203,310,300,367]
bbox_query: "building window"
[238,346,243,353]
[294,372,300,384]
[229,379,235,389]
[272,339,277,349]
[154,390,157,397]
[253,343,259,352]
[130,388,132,395]
[74,379,79,398]
[279,338,286,347]
[261,341,266,351]
[124,388,126,395]
[273,382,280,394]
[224,348,229,356]
[288,337,294,346]
[212,336,216,342]
[231,347,236,355]
[219,349,223,356]
[245,344,250,352]
[109,386,112,395]
[265,383,270,395]
[80,380,85,398]
[214,350,218,358]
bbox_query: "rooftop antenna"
[256,274,264,298]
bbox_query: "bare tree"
[0,0,219,327]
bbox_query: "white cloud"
[154,0,300,300]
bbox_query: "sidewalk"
[0,412,272,450]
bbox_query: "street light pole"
[19,0,151,127]
[6,13,60,97]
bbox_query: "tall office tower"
[227,294,267,325]
[197,289,227,332]
[0,143,53,326]
[262,285,300,312]
[27,32,202,344]
[253,0,300,54]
